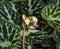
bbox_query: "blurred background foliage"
[0,0,60,49]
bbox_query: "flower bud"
[22,14,26,20]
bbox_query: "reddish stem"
[22,26,26,49]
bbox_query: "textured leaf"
[0,0,21,3]
[26,31,46,45]
[52,26,60,43]
[25,29,39,36]
[0,18,22,48]
[11,0,21,2]
[0,2,21,26]
[57,44,60,49]
[21,30,46,49]
[41,4,60,28]
[47,0,60,6]
[21,0,45,15]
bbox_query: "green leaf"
[12,47,19,49]
[0,2,21,26]
[25,29,39,36]
[0,0,21,3]
[57,44,60,49]
[0,18,22,48]
[47,0,60,6]
[0,41,11,48]
[21,0,45,15]
[52,26,60,43]
[25,30,46,45]
[41,4,60,28]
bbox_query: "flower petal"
[32,16,38,24]
[25,19,30,25]
[29,26,35,29]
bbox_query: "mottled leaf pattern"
[0,0,60,49]
[0,18,22,48]
[0,0,21,3]
[52,26,60,43]
[47,0,60,6]
[21,0,45,15]
[0,2,21,26]
[25,30,46,48]
[41,4,60,27]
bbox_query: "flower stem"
[22,26,26,49]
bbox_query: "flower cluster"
[22,14,38,29]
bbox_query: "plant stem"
[22,26,26,49]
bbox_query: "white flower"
[32,16,38,24]
[29,16,38,29]
[25,19,30,25]
[29,26,35,29]
[22,14,38,29]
